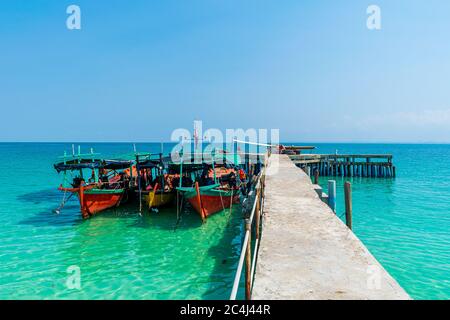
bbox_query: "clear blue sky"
[1,0,450,142]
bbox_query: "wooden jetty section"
[280,145,316,155]
[290,154,396,178]
[251,154,409,300]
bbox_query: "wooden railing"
[229,153,268,300]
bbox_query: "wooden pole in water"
[344,181,352,230]
[366,158,370,177]
[176,190,180,221]
[79,183,87,219]
[328,180,336,213]
[245,218,252,300]
[136,154,143,214]
[314,169,319,185]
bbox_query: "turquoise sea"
[0,143,449,300]
[0,143,244,300]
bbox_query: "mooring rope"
[174,192,184,232]
[218,188,225,211]
[226,188,234,226]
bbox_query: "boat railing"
[82,180,128,190]
[229,151,269,300]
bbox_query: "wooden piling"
[344,181,352,230]
[314,169,319,185]
[328,180,336,213]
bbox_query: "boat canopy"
[166,153,240,173]
[102,159,134,170]
[54,159,133,173]
[137,159,163,169]
[136,155,172,169]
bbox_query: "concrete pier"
[252,154,410,300]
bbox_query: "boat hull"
[79,189,124,218]
[178,184,240,220]
[59,185,124,219]
[143,191,175,209]
[187,193,239,218]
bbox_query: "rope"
[218,188,225,211]
[54,189,74,214]
[226,189,234,226]
[176,191,180,221]
[174,192,184,232]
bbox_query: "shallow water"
[0,143,244,299]
[0,143,449,299]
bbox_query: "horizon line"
[2,141,450,145]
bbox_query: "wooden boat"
[142,188,175,209]
[135,154,176,210]
[172,151,243,221]
[54,149,134,219]
[58,184,125,219]
[177,183,240,220]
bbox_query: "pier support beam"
[328,180,336,213]
[314,169,319,185]
[344,182,352,230]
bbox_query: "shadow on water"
[122,201,205,231]
[200,206,245,300]
[17,188,61,205]
[17,188,85,227]
[19,203,84,227]
[115,200,244,299]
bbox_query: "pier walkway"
[251,154,409,300]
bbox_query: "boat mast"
[134,144,143,214]
[91,148,98,183]
[77,145,83,179]
[233,138,238,166]
[212,147,217,184]
[63,151,67,187]
[179,143,184,188]
[159,152,164,192]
